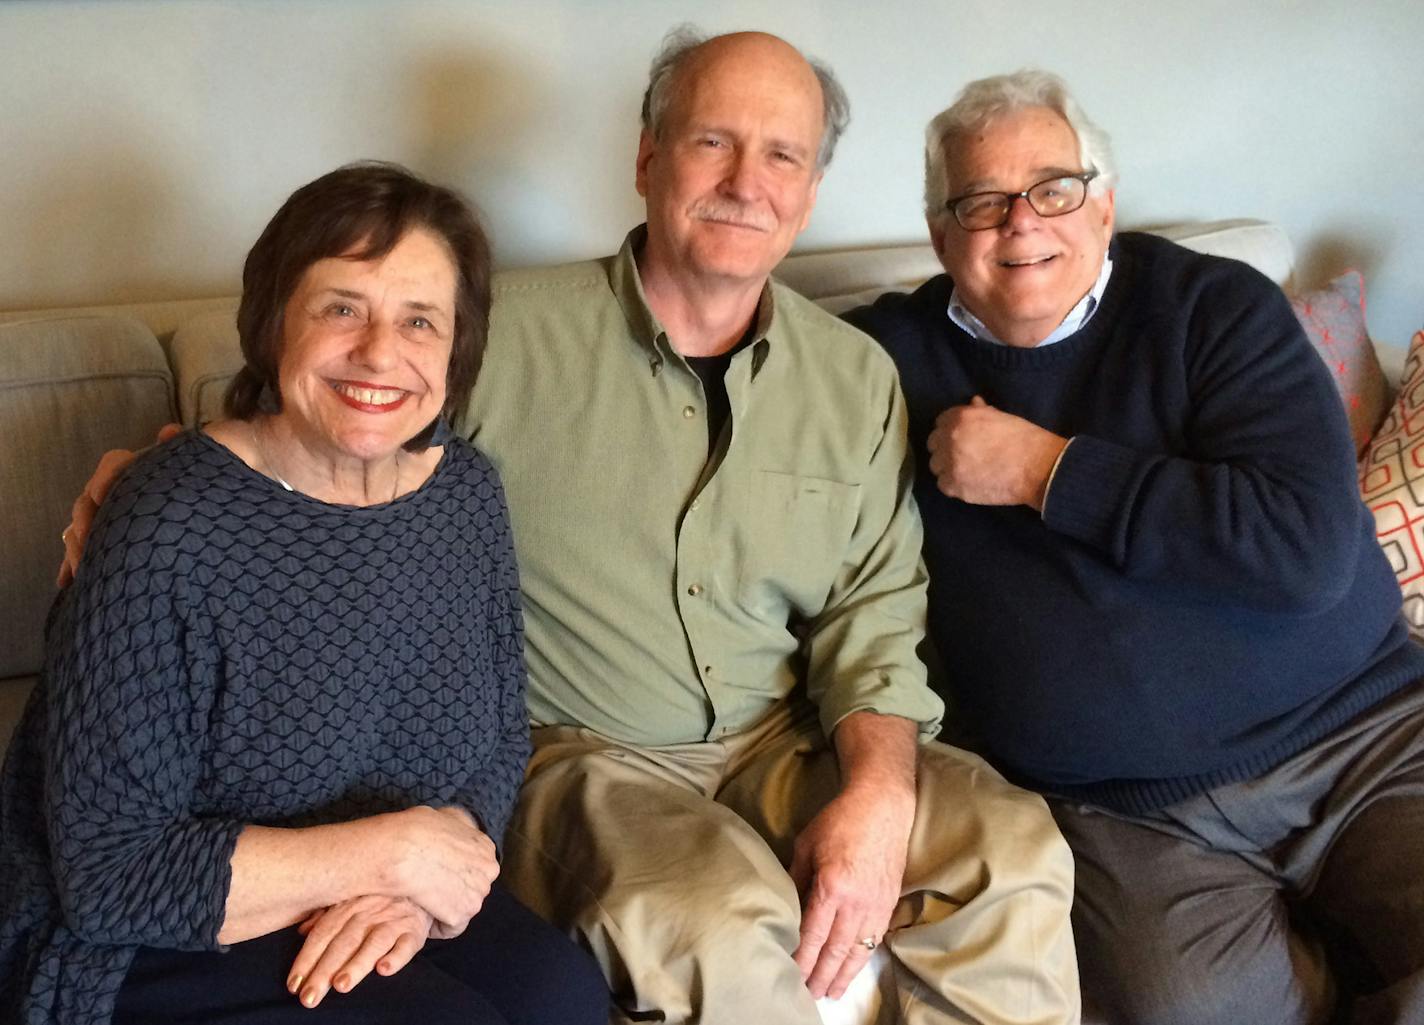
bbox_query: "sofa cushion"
[1150,219,1295,288]
[1290,271,1388,456]
[776,245,942,302]
[1359,329,1424,638]
[0,316,177,680]
[166,307,244,425]
[0,295,238,344]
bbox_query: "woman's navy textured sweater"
[0,432,528,1024]
[848,232,1424,813]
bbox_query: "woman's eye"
[410,317,431,330]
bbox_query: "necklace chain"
[249,420,400,504]
[250,422,294,492]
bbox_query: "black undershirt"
[684,331,753,456]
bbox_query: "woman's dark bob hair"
[225,161,492,451]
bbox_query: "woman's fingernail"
[334,974,350,992]
[288,973,303,993]
[301,987,319,1008]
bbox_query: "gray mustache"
[690,201,773,232]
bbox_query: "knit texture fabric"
[848,232,1424,813]
[0,431,527,1025]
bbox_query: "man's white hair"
[640,25,851,171]
[923,69,1117,224]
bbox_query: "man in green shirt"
[470,29,1079,1025]
[59,28,1079,1025]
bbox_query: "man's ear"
[797,171,823,232]
[635,130,656,198]
[928,218,948,262]
[1098,188,1117,237]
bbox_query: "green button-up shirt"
[463,228,943,746]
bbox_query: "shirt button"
[682,405,696,418]
[687,584,703,597]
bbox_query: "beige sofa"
[0,218,1399,1025]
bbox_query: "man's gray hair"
[923,69,1117,223]
[640,25,851,171]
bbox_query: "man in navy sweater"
[847,69,1424,1025]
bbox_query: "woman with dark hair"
[0,163,608,1025]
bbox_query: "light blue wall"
[2,0,1420,343]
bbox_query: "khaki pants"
[503,701,1080,1025]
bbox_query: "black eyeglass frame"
[945,170,1100,232]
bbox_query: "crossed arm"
[224,809,499,1005]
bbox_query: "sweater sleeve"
[1041,270,1364,613]
[43,469,243,951]
[444,472,529,854]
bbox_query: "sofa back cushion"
[1150,219,1295,288]
[167,307,243,424]
[0,316,177,680]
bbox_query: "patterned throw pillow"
[1360,330,1424,636]
[1291,271,1388,456]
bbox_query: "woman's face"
[274,227,458,462]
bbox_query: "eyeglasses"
[945,171,1099,231]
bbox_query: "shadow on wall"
[5,47,651,312]
[1295,232,1383,295]
[409,48,645,269]
[9,138,188,311]
[414,49,535,197]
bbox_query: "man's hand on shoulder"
[927,397,1067,510]
[791,711,918,1000]
[57,423,183,587]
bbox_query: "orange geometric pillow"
[1359,330,1424,636]
[1291,271,1389,456]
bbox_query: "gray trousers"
[1049,679,1424,1025]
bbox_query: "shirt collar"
[947,251,1113,347]
[609,225,776,371]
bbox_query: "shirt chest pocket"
[736,471,861,614]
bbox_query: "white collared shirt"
[947,254,1113,347]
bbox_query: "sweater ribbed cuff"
[1039,437,1075,517]
[1042,434,1151,561]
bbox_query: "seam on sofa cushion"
[0,370,174,393]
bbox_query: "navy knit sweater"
[0,432,528,1025]
[848,232,1424,813]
